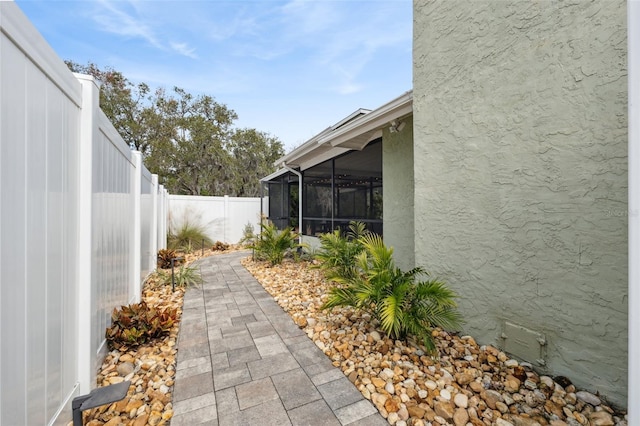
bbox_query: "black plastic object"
[171,257,185,291]
[72,380,130,425]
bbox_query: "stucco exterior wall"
[413,0,627,406]
[383,115,415,270]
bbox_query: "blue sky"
[15,0,412,151]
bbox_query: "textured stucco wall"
[413,0,627,406]
[383,115,415,270]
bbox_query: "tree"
[143,87,238,195]
[65,61,154,153]
[67,62,284,196]
[229,129,284,196]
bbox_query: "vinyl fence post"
[131,151,142,303]
[75,74,99,395]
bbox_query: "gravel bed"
[77,253,627,426]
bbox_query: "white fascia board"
[274,108,372,167]
[330,108,372,130]
[275,126,332,167]
[298,147,350,171]
[260,168,290,182]
[319,91,413,148]
[273,91,411,170]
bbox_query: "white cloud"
[170,42,197,59]
[92,0,199,59]
[93,0,161,48]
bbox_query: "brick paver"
[171,251,386,426]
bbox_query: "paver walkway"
[171,251,387,426]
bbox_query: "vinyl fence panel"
[168,195,261,245]
[1,3,82,424]
[0,4,167,424]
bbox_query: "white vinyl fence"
[0,4,168,425]
[168,195,261,245]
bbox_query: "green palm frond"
[314,224,365,282]
[414,279,459,308]
[347,221,369,240]
[317,223,462,353]
[251,221,301,265]
[321,286,359,310]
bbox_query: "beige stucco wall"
[413,0,627,406]
[383,115,415,270]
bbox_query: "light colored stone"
[504,374,521,393]
[588,411,614,426]
[385,381,396,394]
[482,389,503,409]
[452,407,469,426]
[455,372,474,386]
[117,362,135,377]
[132,414,149,426]
[380,368,395,380]
[439,389,451,401]
[433,400,454,420]
[453,392,468,409]
[495,401,508,413]
[104,416,122,426]
[372,377,386,388]
[407,404,426,419]
[576,391,601,406]
[540,376,554,389]
[398,405,409,421]
[469,381,484,393]
[504,359,519,368]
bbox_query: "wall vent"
[500,322,547,367]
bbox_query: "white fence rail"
[168,195,261,245]
[0,4,168,425]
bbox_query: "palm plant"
[322,233,462,351]
[314,221,369,282]
[251,221,301,265]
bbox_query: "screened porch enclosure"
[265,174,299,230]
[264,140,382,236]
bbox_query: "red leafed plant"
[106,301,178,350]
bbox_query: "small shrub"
[106,302,178,350]
[314,221,369,282]
[157,248,178,269]
[239,222,256,247]
[168,217,213,252]
[251,221,301,265]
[212,241,230,251]
[158,264,203,288]
[321,233,462,352]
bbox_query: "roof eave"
[320,91,413,150]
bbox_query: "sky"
[14,0,412,152]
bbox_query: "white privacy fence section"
[168,195,262,244]
[0,4,168,425]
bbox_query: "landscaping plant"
[168,217,213,252]
[314,221,369,282]
[251,221,301,265]
[321,233,462,351]
[239,221,256,247]
[106,301,178,350]
[212,241,230,251]
[158,264,204,288]
[157,248,178,269]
